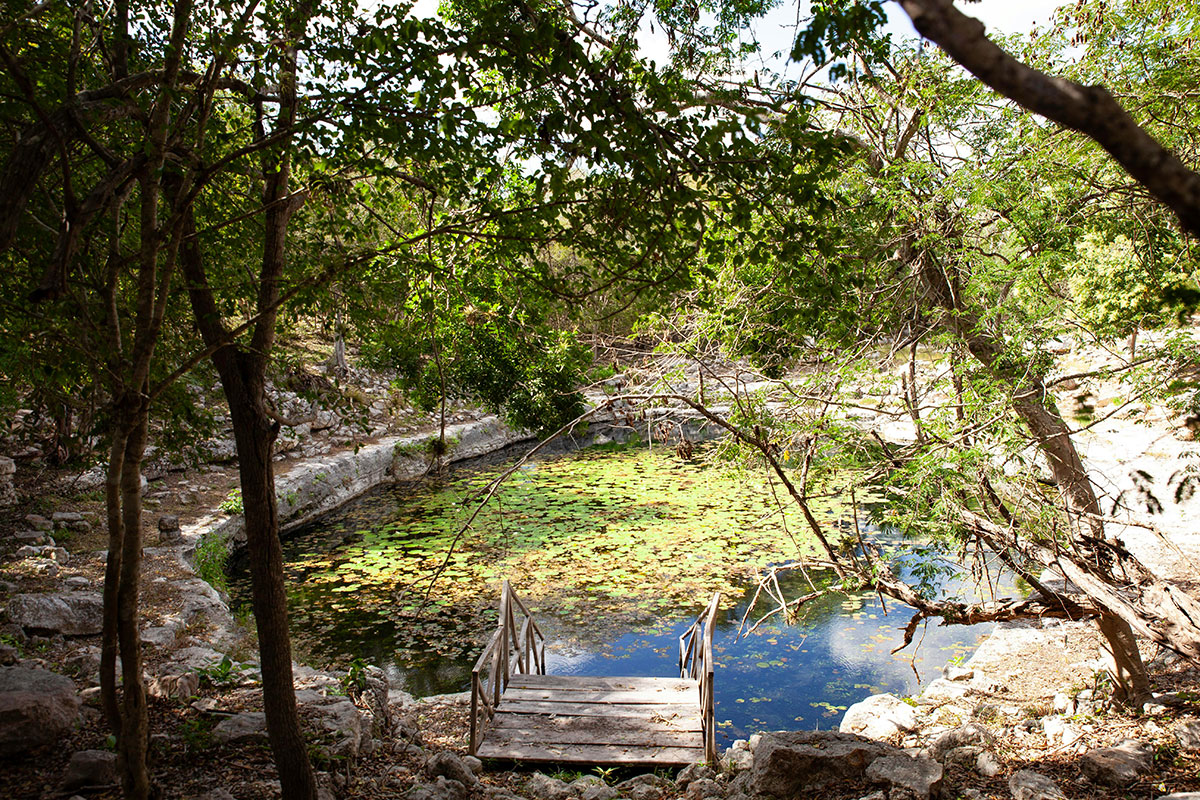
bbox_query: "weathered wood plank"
[496,699,701,720]
[475,741,704,765]
[501,686,701,705]
[505,675,697,693]
[486,720,703,747]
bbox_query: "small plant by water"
[194,529,230,594]
[197,655,245,688]
[219,489,243,515]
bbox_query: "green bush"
[194,529,230,594]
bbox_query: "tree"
[656,5,1200,703]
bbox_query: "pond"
[230,438,1009,744]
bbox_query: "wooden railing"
[470,580,546,755]
[678,592,721,763]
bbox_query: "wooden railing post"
[470,580,546,756]
[680,592,720,763]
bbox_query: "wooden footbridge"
[469,581,720,767]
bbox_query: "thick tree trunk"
[224,367,317,800]
[180,205,317,800]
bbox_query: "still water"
[231,440,1002,744]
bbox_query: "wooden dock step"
[475,674,707,766]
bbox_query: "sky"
[884,0,1064,39]
[724,0,1068,84]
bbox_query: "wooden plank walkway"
[469,582,720,767]
[475,674,705,765]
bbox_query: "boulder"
[0,456,15,505]
[975,750,1003,777]
[146,671,199,700]
[1081,739,1153,786]
[306,697,370,758]
[1174,718,1200,751]
[213,712,269,745]
[676,763,716,788]
[158,515,183,544]
[684,779,722,800]
[526,773,572,800]
[7,592,103,636]
[841,694,918,740]
[750,731,895,796]
[928,723,996,762]
[723,738,754,771]
[569,776,605,792]
[1008,769,1067,800]
[426,751,478,787]
[864,754,943,800]
[0,666,81,756]
[409,777,469,800]
[582,785,618,800]
[60,749,117,790]
[25,514,52,531]
[615,774,673,800]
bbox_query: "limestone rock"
[146,671,199,700]
[750,731,895,796]
[1174,718,1200,751]
[310,699,370,757]
[1155,794,1200,800]
[1008,769,1067,800]
[25,514,52,531]
[1041,716,1082,747]
[526,772,573,800]
[929,723,996,762]
[61,749,117,790]
[462,755,483,775]
[0,666,81,756]
[582,785,619,800]
[676,763,716,787]
[426,750,478,787]
[213,712,269,745]
[723,739,754,771]
[615,774,673,800]
[0,456,15,505]
[943,664,974,681]
[7,592,103,636]
[1081,739,1153,786]
[409,777,469,800]
[841,694,918,740]
[864,754,943,800]
[569,775,605,792]
[684,778,723,800]
[976,750,1003,778]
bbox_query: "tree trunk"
[99,394,153,799]
[180,198,318,800]
[116,405,151,799]
[915,250,1153,705]
[223,363,318,800]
